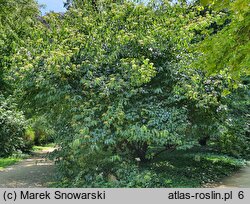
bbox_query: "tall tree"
[196,0,250,79]
[0,0,39,94]
[0,0,39,156]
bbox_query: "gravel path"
[218,161,250,188]
[0,148,55,188]
[203,161,250,188]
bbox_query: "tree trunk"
[199,135,210,146]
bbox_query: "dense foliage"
[197,0,250,79]
[0,0,249,187]
[13,1,200,183]
[0,95,27,156]
[0,0,40,156]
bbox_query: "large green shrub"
[217,77,250,157]
[11,0,249,186]
[0,95,27,157]
[13,1,207,183]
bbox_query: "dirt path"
[0,148,55,188]
[203,161,250,188]
[217,161,250,188]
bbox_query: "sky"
[37,0,66,14]
[36,0,193,15]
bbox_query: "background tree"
[0,0,40,156]
[196,0,250,79]
[189,0,250,155]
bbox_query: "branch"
[153,144,177,159]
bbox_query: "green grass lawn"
[32,143,55,152]
[0,144,54,170]
[0,143,55,170]
[0,158,21,170]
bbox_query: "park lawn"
[32,143,55,152]
[0,144,54,170]
[0,158,21,170]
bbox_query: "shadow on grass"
[141,148,245,187]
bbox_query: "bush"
[22,127,35,152]
[13,0,249,187]
[216,78,250,157]
[32,116,54,145]
[0,95,27,157]
[15,1,199,184]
